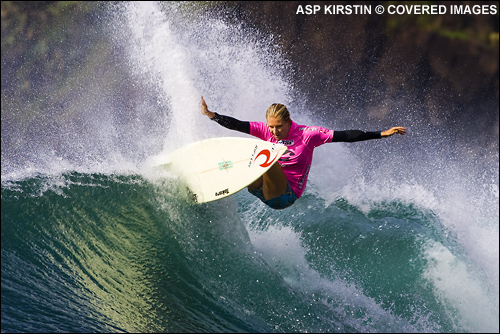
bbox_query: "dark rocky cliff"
[217,2,498,142]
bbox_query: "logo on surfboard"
[215,188,229,197]
[253,149,278,167]
[218,161,233,171]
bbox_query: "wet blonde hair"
[266,103,290,123]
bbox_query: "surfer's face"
[267,116,291,141]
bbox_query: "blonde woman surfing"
[201,97,406,210]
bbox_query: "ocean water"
[2,2,498,333]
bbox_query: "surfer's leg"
[248,176,263,191]
[247,163,292,208]
[261,162,288,201]
[248,163,287,200]
[247,164,297,209]
[248,179,297,210]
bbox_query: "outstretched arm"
[200,96,250,134]
[332,127,406,142]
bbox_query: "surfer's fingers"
[396,127,406,135]
[200,97,208,114]
[382,127,406,137]
[391,127,406,135]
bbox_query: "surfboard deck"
[156,137,287,203]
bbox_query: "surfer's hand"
[381,127,406,137]
[200,96,215,119]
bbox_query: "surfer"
[200,96,406,210]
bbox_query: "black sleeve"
[332,130,382,142]
[211,112,250,134]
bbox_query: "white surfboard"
[156,137,287,203]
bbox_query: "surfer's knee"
[248,176,263,191]
[261,164,288,199]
